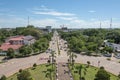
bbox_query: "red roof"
[0,43,23,51]
[8,36,24,41]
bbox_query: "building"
[23,35,36,45]
[0,35,36,55]
[104,40,120,52]
[46,26,52,33]
[5,35,24,45]
[61,27,69,32]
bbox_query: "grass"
[7,64,56,80]
[70,63,119,80]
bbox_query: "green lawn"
[7,64,56,80]
[70,63,119,80]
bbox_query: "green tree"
[103,46,113,53]
[118,73,120,79]
[17,70,33,80]
[76,65,87,80]
[87,61,90,67]
[19,46,32,56]
[50,51,56,69]
[45,69,53,80]
[7,48,15,58]
[33,63,37,69]
[0,75,7,80]
[94,69,110,80]
[67,49,77,69]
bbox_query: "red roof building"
[0,43,23,51]
[0,35,35,52]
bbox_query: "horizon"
[0,0,120,28]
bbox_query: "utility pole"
[100,21,102,29]
[110,18,112,29]
[28,16,29,26]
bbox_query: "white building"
[46,26,52,33]
[104,40,120,52]
[23,35,36,45]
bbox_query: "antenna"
[28,16,29,26]
[100,21,101,29]
[110,18,112,29]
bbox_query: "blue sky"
[0,0,120,28]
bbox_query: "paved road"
[0,53,50,77]
[75,54,120,75]
[57,63,72,80]
[55,31,120,75]
[1,31,120,78]
[54,31,72,80]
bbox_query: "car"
[114,53,120,59]
[103,54,112,57]
[115,56,120,59]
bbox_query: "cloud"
[33,11,75,16]
[88,10,96,13]
[0,17,27,28]
[31,18,59,27]
[34,5,54,11]
[68,19,120,28]
[31,5,75,16]
[0,16,61,28]
[56,17,77,20]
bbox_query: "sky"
[0,0,120,28]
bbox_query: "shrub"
[107,58,111,61]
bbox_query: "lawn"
[70,63,119,80]
[7,64,56,80]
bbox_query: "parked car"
[114,53,120,59]
[103,54,112,57]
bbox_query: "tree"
[67,49,77,69]
[103,46,113,53]
[17,70,33,80]
[71,53,77,69]
[76,65,87,80]
[50,50,56,69]
[45,69,53,80]
[19,46,32,56]
[67,49,72,64]
[87,61,90,67]
[7,48,15,58]
[33,63,37,69]
[94,69,110,80]
[0,75,7,80]
[118,72,120,79]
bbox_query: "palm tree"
[118,72,120,79]
[45,69,53,80]
[50,50,56,69]
[71,53,77,69]
[67,49,72,64]
[87,61,91,67]
[67,49,77,69]
[76,65,87,80]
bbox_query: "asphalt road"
[1,31,120,78]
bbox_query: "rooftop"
[0,43,23,51]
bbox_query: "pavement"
[1,31,120,79]
[0,53,50,77]
[56,62,72,80]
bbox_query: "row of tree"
[59,29,119,55]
